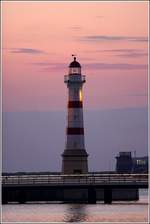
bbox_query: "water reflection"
[64,204,87,222]
[2,192,148,223]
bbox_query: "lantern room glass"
[69,67,81,74]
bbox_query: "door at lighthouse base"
[73,169,82,174]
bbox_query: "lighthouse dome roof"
[69,57,81,68]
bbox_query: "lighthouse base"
[62,149,88,174]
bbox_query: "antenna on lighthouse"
[72,54,76,60]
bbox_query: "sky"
[2,1,148,172]
[2,1,148,112]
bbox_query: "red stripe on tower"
[68,101,83,108]
[67,127,84,135]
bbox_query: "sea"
[2,189,149,223]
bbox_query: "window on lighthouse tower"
[79,90,83,101]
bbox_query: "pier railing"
[2,174,148,186]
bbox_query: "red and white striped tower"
[62,57,88,174]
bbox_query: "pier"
[2,173,148,204]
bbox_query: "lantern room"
[69,57,81,75]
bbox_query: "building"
[116,152,133,173]
[116,152,148,173]
[62,57,88,174]
[132,157,148,173]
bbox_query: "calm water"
[2,190,149,223]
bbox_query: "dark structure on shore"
[2,173,148,204]
[116,152,148,173]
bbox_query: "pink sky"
[2,1,148,111]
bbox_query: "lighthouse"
[62,57,88,174]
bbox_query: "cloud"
[84,49,148,58]
[96,16,104,18]
[84,49,146,53]
[31,62,147,71]
[104,49,148,58]
[117,53,148,58]
[127,93,148,97]
[31,62,66,70]
[84,63,147,70]
[97,49,144,53]
[79,35,148,42]
[69,26,82,30]
[80,57,95,61]
[10,48,46,54]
